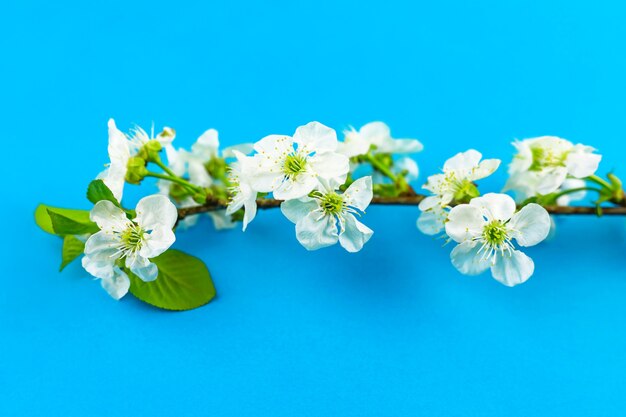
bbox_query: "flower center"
[283,153,308,178]
[482,220,508,245]
[319,192,345,215]
[120,224,145,254]
[529,146,567,171]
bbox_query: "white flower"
[225,150,258,231]
[503,136,601,201]
[417,150,500,235]
[338,121,423,157]
[81,195,178,299]
[281,177,374,252]
[251,121,350,200]
[99,119,175,202]
[445,193,550,287]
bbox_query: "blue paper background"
[3,1,626,415]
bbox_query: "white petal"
[242,196,258,231]
[273,174,318,200]
[249,168,283,193]
[100,267,131,300]
[490,250,534,287]
[222,143,254,158]
[309,152,349,187]
[445,204,485,243]
[295,212,339,250]
[394,157,419,182]
[418,195,441,211]
[208,211,238,230]
[470,158,500,181]
[339,214,373,252]
[417,208,447,235]
[450,241,491,275]
[187,158,213,188]
[130,258,159,282]
[90,201,130,232]
[253,134,293,155]
[135,195,178,231]
[469,193,516,222]
[338,129,371,157]
[107,119,131,164]
[82,253,116,280]
[358,121,390,149]
[443,149,482,173]
[343,176,373,211]
[192,128,220,160]
[565,145,601,178]
[508,203,550,247]
[164,145,186,176]
[156,127,176,146]
[379,138,423,154]
[83,231,120,259]
[140,227,176,259]
[293,121,338,153]
[535,167,568,195]
[281,197,318,224]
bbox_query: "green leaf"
[87,179,120,206]
[48,210,99,235]
[35,204,95,235]
[128,249,216,311]
[60,235,85,271]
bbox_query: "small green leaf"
[48,210,99,235]
[35,204,94,235]
[128,249,216,311]
[87,179,120,206]
[60,235,85,271]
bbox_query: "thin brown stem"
[177,193,626,219]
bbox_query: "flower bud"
[125,157,148,184]
[206,157,228,181]
[139,140,163,162]
[193,190,208,204]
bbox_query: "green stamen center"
[529,146,568,171]
[483,220,508,245]
[320,192,345,215]
[283,154,308,178]
[121,224,145,252]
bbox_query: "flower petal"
[535,167,568,195]
[135,195,178,231]
[394,157,419,181]
[450,241,491,275]
[338,128,371,157]
[208,211,238,230]
[565,145,601,178]
[191,128,220,160]
[469,193,516,222]
[339,214,373,252]
[417,207,447,235]
[141,227,176,259]
[295,212,339,250]
[281,197,318,224]
[309,152,349,187]
[90,201,130,232]
[445,204,485,243]
[343,176,373,211]
[273,174,319,200]
[443,149,482,173]
[253,134,293,155]
[508,203,550,247]
[490,250,534,287]
[100,267,131,300]
[130,258,159,282]
[471,158,500,181]
[293,121,338,153]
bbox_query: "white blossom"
[251,121,349,200]
[281,177,374,252]
[503,136,601,201]
[445,193,550,286]
[338,121,423,158]
[417,149,500,236]
[99,119,175,202]
[225,150,258,231]
[81,195,178,299]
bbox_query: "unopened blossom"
[445,193,550,286]
[417,149,500,235]
[503,136,601,201]
[338,121,423,158]
[225,150,258,231]
[82,195,178,299]
[99,119,175,202]
[281,176,373,252]
[251,121,350,200]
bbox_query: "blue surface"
[3,1,626,415]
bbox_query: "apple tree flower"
[503,136,602,201]
[99,119,175,202]
[338,121,423,157]
[225,150,258,231]
[81,195,178,299]
[280,176,374,252]
[417,149,500,235]
[444,193,550,286]
[251,121,350,201]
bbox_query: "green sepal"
[86,180,120,206]
[127,249,216,311]
[60,235,85,271]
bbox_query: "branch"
[177,193,626,219]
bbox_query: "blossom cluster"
[36,118,620,308]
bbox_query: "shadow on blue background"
[2,1,626,416]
